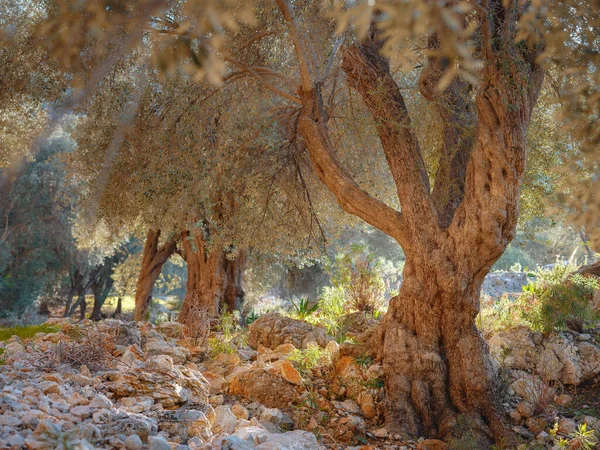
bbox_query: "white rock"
[371,427,388,438]
[212,405,237,435]
[124,434,143,450]
[71,405,92,418]
[89,394,113,409]
[255,430,319,449]
[149,435,172,450]
[260,408,283,423]
[146,355,174,373]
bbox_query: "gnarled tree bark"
[177,229,246,324]
[133,229,178,321]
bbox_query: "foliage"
[316,285,348,337]
[208,335,237,358]
[290,297,320,320]
[0,324,60,342]
[328,245,391,314]
[550,422,598,450]
[0,136,77,315]
[245,310,260,325]
[477,263,599,335]
[208,310,248,357]
[521,264,599,333]
[287,343,331,373]
[569,423,598,450]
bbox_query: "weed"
[287,343,330,372]
[362,377,384,390]
[354,355,372,369]
[569,423,597,449]
[245,310,260,325]
[208,335,236,357]
[290,297,320,320]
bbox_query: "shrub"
[477,263,599,334]
[521,264,598,333]
[182,305,211,347]
[287,343,331,372]
[207,311,248,357]
[290,297,320,319]
[316,285,346,336]
[208,335,236,357]
[331,248,387,313]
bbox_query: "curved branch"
[342,41,437,225]
[275,0,315,90]
[298,87,407,246]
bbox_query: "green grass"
[83,295,180,316]
[0,324,60,342]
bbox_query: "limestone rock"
[146,354,174,373]
[149,435,172,450]
[357,391,377,419]
[124,434,143,450]
[144,340,190,364]
[254,430,319,449]
[158,408,212,440]
[248,313,330,350]
[271,360,302,385]
[212,405,237,435]
[231,404,249,420]
[229,368,300,408]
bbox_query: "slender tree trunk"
[112,297,122,317]
[133,229,178,321]
[64,270,84,317]
[89,283,104,321]
[178,231,245,324]
[223,249,247,312]
[79,291,86,320]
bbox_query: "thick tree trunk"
[178,231,245,324]
[373,257,506,442]
[133,229,178,321]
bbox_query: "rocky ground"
[1,313,599,450]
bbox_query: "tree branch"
[418,35,477,228]
[298,87,407,246]
[341,39,437,225]
[275,0,315,91]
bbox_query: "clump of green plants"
[208,335,237,357]
[290,297,320,319]
[245,310,260,325]
[0,324,60,342]
[521,264,599,333]
[329,245,387,314]
[477,262,599,334]
[287,343,331,372]
[207,311,247,357]
[316,285,347,336]
[448,415,488,450]
[550,422,598,449]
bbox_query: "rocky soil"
[0,313,599,449]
